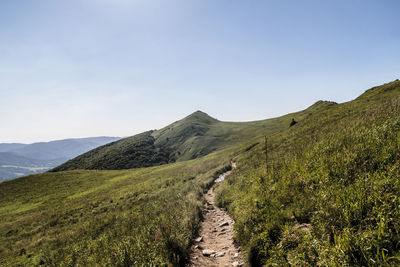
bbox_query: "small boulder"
[202,249,216,256]
[216,252,225,257]
[219,221,229,227]
[296,223,312,232]
[195,237,203,242]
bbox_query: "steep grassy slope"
[53,107,335,172]
[52,131,171,171]
[215,80,400,266]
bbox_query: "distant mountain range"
[0,136,121,181]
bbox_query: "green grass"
[0,149,237,266]
[215,80,400,266]
[2,80,400,266]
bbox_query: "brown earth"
[189,163,246,267]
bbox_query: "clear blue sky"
[1,0,399,143]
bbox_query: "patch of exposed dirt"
[189,163,245,267]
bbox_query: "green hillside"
[1,80,399,266]
[0,149,238,266]
[52,107,334,172]
[215,80,400,266]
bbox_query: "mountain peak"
[188,110,212,117]
[184,110,218,123]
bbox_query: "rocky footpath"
[189,183,246,267]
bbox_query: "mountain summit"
[184,110,218,122]
[52,111,224,171]
[52,101,333,172]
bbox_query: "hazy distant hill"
[11,136,121,160]
[0,152,64,181]
[0,143,27,152]
[0,136,120,181]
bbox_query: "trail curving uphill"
[189,163,246,267]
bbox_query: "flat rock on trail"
[189,180,246,266]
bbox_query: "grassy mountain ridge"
[1,80,399,266]
[215,79,400,265]
[53,105,336,172]
[357,79,400,100]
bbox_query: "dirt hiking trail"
[189,163,246,267]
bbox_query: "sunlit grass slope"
[215,80,400,266]
[0,98,333,266]
[2,80,399,266]
[0,149,237,266]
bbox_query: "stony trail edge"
[189,163,246,267]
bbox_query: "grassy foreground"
[2,80,400,266]
[215,80,400,265]
[0,150,235,266]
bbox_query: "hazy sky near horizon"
[1,0,399,143]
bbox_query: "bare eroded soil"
[189,164,245,267]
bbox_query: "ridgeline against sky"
[0,0,399,142]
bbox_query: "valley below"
[0,137,120,182]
